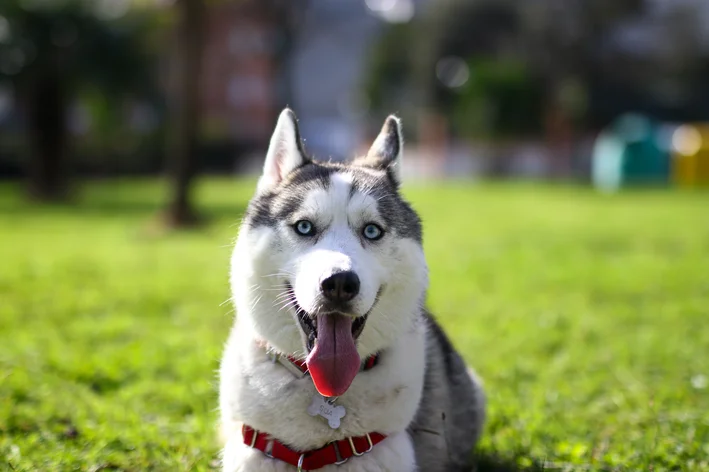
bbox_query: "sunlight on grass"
[1,179,708,471]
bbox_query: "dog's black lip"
[286,285,317,351]
[286,283,381,353]
[351,314,368,340]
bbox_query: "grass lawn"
[1,178,708,471]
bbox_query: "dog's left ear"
[257,108,309,193]
[359,115,404,185]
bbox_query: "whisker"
[277,299,299,313]
[219,297,233,307]
[260,285,291,292]
[261,270,295,279]
[274,294,295,305]
[249,293,264,312]
[276,295,297,307]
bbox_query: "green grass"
[1,178,708,471]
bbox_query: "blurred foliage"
[74,87,165,174]
[364,0,709,140]
[0,0,162,95]
[0,0,166,196]
[363,22,415,114]
[452,59,545,140]
[363,2,542,141]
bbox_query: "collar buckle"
[331,440,348,465]
[348,432,373,456]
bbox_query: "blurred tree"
[164,0,205,227]
[268,0,310,108]
[413,0,520,113]
[163,0,308,227]
[452,58,545,140]
[517,0,644,175]
[365,0,648,138]
[0,0,157,201]
[363,22,416,119]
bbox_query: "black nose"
[320,271,360,303]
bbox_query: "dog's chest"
[227,357,409,447]
[221,333,425,453]
[220,326,426,471]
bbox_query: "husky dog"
[219,109,485,472]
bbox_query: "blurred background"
[2,2,709,470]
[1,0,709,223]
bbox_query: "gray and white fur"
[219,109,485,471]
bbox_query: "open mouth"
[287,285,369,352]
[285,284,378,398]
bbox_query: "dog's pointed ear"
[360,115,404,185]
[257,108,308,192]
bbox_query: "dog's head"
[230,109,428,396]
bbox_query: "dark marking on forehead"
[349,168,422,242]
[272,164,335,219]
[245,159,422,243]
[246,162,335,228]
[348,182,358,201]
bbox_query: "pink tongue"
[306,314,360,397]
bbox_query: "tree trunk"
[165,0,206,227]
[25,74,69,202]
[274,1,308,108]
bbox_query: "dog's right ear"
[359,115,404,186]
[257,108,308,193]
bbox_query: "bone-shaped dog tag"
[307,395,346,429]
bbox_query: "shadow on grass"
[0,181,250,221]
[472,453,546,472]
[0,197,248,222]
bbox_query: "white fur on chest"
[219,320,425,470]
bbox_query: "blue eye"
[294,220,316,236]
[362,223,384,241]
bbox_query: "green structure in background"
[592,114,672,192]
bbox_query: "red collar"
[243,424,386,471]
[270,351,380,378]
